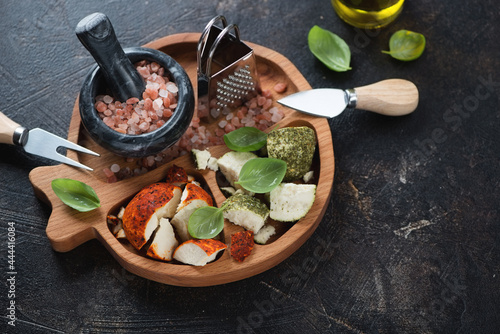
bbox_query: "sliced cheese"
[270,183,316,222]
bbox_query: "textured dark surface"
[1,1,499,333]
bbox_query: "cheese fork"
[0,111,99,171]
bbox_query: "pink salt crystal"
[95,101,108,112]
[237,108,246,119]
[257,123,268,131]
[218,120,228,128]
[198,127,206,140]
[163,109,173,117]
[166,82,178,94]
[155,75,166,85]
[103,117,114,127]
[273,82,287,93]
[107,174,118,183]
[197,104,208,118]
[137,66,150,78]
[145,87,158,100]
[110,164,121,173]
[144,98,153,111]
[231,116,241,127]
[271,112,283,123]
[224,123,235,133]
[118,124,128,131]
[257,96,267,106]
[263,98,273,110]
[162,97,171,108]
[104,109,113,117]
[126,97,140,105]
[103,168,114,178]
[139,122,150,131]
[146,156,155,167]
[211,108,221,118]
[102,95,114,104]
[150,62,160,72]
[262,89,273,98]
[153,98,163,110]
[159,89,168,98]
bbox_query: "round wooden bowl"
[29,33,335,287]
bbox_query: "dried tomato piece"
[230,231,254,262]
[165,164,188,186]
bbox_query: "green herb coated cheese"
[223,193,269,219]
[266,126,316,182]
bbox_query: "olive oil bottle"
[332,0,405,29]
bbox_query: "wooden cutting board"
[29,33,334,287]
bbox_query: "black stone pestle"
[75,12,145,102]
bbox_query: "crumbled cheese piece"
[303,171,314,183]
[254,225,276,244]
[207,157,219,171]
[192,148,211,170]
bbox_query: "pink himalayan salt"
[94,60,178,135]
[105,91,287,182]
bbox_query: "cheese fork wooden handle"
[355,79,419,116]
[0,111,27,145]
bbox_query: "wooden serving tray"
[29,33,334,287]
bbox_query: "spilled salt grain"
[211,108,220,118]
[110,164,121,173]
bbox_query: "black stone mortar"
[79,47,194,157]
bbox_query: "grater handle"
[197,15,228,77]
[205,24,241,78]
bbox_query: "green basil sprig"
[188,204,227,239]
[51,178,100,212]
[235,158,287,193]
[382,30,426,61]
[308,25,351,72]
[223,127,268,152]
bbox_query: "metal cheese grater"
[197,16,260,116]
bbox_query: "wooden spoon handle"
[354,79,419,116]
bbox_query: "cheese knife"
[277,79,419,118]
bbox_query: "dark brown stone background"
[0,1,499,333]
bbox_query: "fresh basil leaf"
[51,178,100,212]
[188,206,225,239]
[223,127,268,152]
[382,30,426,61]
[308,25,351,72]
[235,158,287,193]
